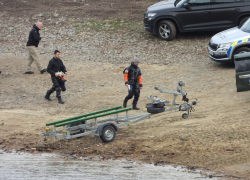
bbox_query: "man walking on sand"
[45,50,67,104]
[123,58,143,110]
[25,22,46,74]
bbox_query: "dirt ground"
[0,0,158,20]
[1,0,250,179]
[1,53,250,179]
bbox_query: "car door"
[180,0,211,32]
[234,52,250,92]
[210,0,243,31]
[244,0,250,5]
[244,0,250,19]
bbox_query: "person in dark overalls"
[45,50,67,104]
[123,58,143,110]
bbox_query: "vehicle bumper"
[144,26,153,32]
[209,55,232,63]
[208,47,232,63]
[144,18,154,33]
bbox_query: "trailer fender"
[95,122,118,136]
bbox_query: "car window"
[188,0,210,6]
[240,18,250,33]
[213,0,242,4]
[175,0,187,7]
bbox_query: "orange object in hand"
[138,76,142,85]
[58,75,67,82]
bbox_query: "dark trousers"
[124,83,140,105]
[47,77,66,98]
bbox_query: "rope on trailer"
[190,106,195,113]
[186,104,195,115]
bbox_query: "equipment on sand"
[147,81,199,119]
[57,72,67,82]
[41,82,199,143]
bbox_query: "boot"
[132,96,139,110]
[40,69,47,74]
[25,71,34,74]
[45,89,54,101]
[123,99,128,108]
[56,90,64,104]
[58,97,64,104]
[133,104,140,110]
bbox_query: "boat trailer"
[41,81,199,143]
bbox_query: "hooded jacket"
[123,62,142,87]
[26,24,41,47]
[47,57,67,77]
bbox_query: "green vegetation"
[88,19,95,24]
[75,17,143,38]
[229,135,233,140]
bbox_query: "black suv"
[144,0,250,41]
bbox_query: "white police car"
[208,18,250,64]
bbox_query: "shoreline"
[0,149,222,179]
[0,132,247,180]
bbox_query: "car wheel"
[234,47,250,55]
[157,20,176,41]
[239,17,250,27]
[232,47,250,64]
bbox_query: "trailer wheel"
[100,125,116,143]
[147,106,165,113]
[182,113,188,119]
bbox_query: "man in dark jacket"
[25,22,46,74]
[45,50,67,104]
[123,58,143,110]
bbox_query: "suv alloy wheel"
[157,20,176,41]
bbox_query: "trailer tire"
[100,125,116,143]
[147,106,165,113]
[146,103,154,108]
[146,103,164,108]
